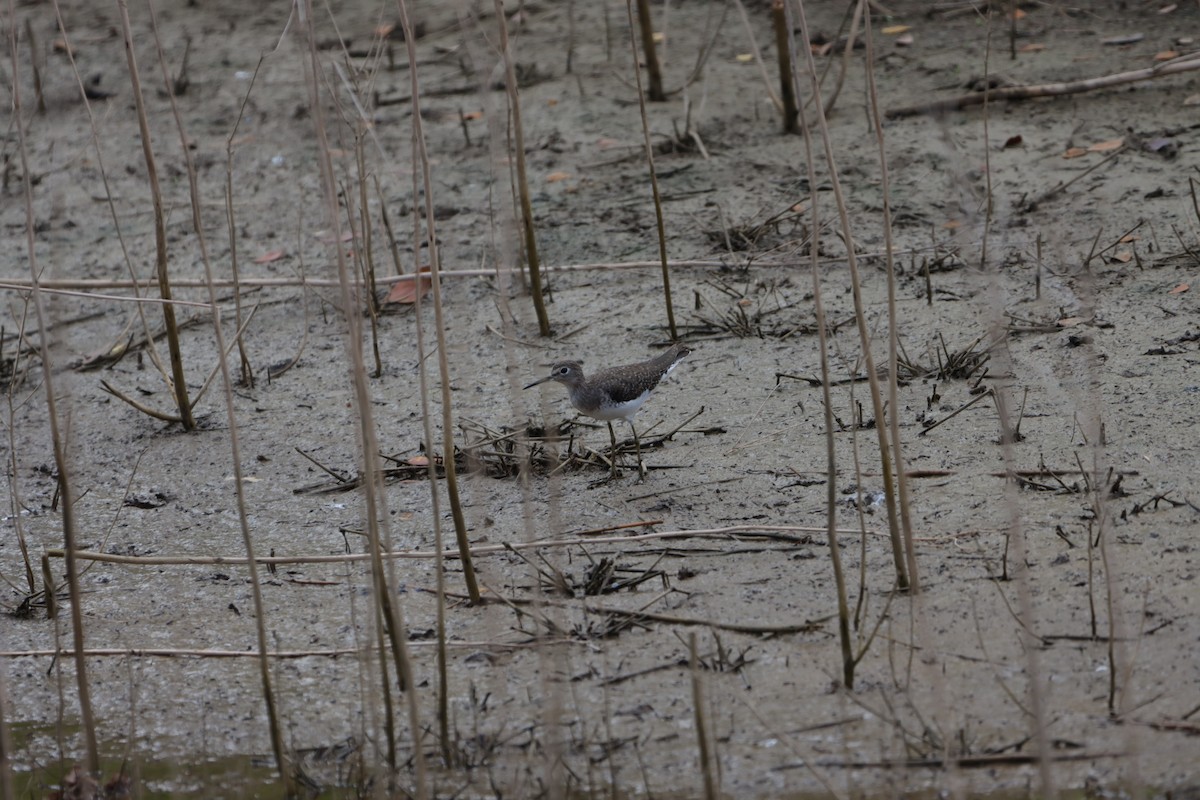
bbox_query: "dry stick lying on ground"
[887,51,1200,119]
[1,640,565,660]
[42,525,867,569]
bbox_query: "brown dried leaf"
[1063,147,1088,159]
[1154,50,1179,61]
[546,171,571,183]
[384,266,432,305]
[1168,283,1189,294]
[1088,138,1124,153]
[253,249,286,264]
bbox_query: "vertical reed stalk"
[771,0,798,133]
[116,0,195,429]
[8,10,100,775]
[49,0,175,395]
[625,0,678,340]
[862,5,918,590]
[634,0,666,101]
[494,0,551,337]
[303,2,428,794]
[146,0,289,787]
[0,663,13,799]
[790,0,907,590]
[224,58,268,389]
[688,634,717,800]
[399,1,480,606]
[788,4,853,683]
[355,134,384,377]
[23,18,45,114]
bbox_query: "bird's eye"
[557,366,570,375]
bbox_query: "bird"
[524,342,691,481]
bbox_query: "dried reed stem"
[147,0,290,787]
[790,0,908,590]
[306,0,427,793]
[0,665,13,799]
[116,0,195,429]
[786,0,854,686]
[625,0,678,339]
[863,6,918,590]
[771,0,799,133]
[8,8,100,774]
[688,634,718,799]
[633,0,666,101]
[495,0,551,337]
[223,57,266,388]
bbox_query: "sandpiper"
[524,342,691,481]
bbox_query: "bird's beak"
[523,375,552,390]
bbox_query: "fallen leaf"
[882,25,910,35]
[652,31,664,43]
[384,266,432,305]
[896,33,914,46]
[546,98,558,107]
[1119,234,1140,243]
[407,455,429,467]
[546,171,571,183]
[1169,283,1189,294]
[461,110,483,121]
[942,219,963,230]
[596,137,621,149]
[1057,316,1085,327]
[1102,33,1144,46]
[1019,43,1046,52]
[1002,135,1024,149]
[1111,251,1132,263]
[253,249,286,264]
[1009,8,1026,19]
[1184,94,1200,106]
[1063,147,1088,159]
[1159,4,1177,13]
[1088,138,1124,153]
[735,53,754,62]
[375,23,396,37]
[1154,50,1179,61]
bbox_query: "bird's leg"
[629,420,646,481]
[606,421,620,479]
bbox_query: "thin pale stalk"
[115,0,195,429]
[8,5,99,774]
[400,4,479,601]
[146,0,289,787]
[223,55,269,389]
[303,1,427,794]
[494,0,551,336]
[355,135,384,377]
[688,634,718,800]
[625,0,678,339]
[790,0,907,590]
[0,660,14,799]
[863,5,918,590]
[788,2,852,685]
[772,0,798,133]
[634,0,666,101]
